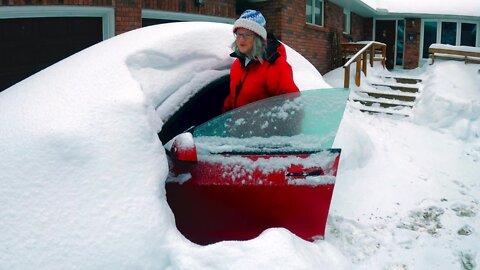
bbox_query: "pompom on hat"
[233,9,267,41]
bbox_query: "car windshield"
[193,88,350,154]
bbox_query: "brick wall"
[1,0,374,74]
[0,0,237,35]
[121,0,237,34]
[404,18,421,69]
[143,0,236,18]
[115,0,142,35]
[248,0,370,74]
[351,13,373,42]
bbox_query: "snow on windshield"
[194,135,327,154]
[193,89,350,150]
[194,94,304,139]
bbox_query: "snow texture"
[0,22,479,269]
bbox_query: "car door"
[166,88,350,245]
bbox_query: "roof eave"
[330,0,480,20]
[375,12,480,20]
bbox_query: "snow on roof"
[430,44,480,53]
[350,0,480,17]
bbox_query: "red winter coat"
[222,36,299,112]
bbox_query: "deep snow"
[325,61,480,269]
[0,22,479,269]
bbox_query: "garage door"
[0,17,103,91]
[142,18,179,27]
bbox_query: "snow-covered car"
[0,21,338,268]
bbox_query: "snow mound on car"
[0,21,332,269]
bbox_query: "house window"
[306,0,324,27]
[461,23,477,46]
[441,22,457,45]
[422,20,479,59]
[396,20,405,66]
[343,9,350,34]
[423,21,437,59]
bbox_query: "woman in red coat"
[222,10,300,113]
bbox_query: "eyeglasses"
[234,32,255,39]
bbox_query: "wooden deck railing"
[342,41,386,88]
[429,44,480,64]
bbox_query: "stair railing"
[342,41,386,88]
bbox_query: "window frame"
[306,0,324,27]
[440,21,458,46]
[420,19,479,59]
[460,22,478,46]
[343,9,351,34]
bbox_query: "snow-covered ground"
[324,61,480,269]
[0,22,479,269]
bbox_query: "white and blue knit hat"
[233,9,267,41]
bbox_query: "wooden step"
[371,83,419,93]
[363,92,416,102]
[349,72,423,117]
[353,99,414,109]
[349,101,412,117]
[351,90,415,107]
[358,88,417,102]
[383,76,423,84]
[393,77,422,84]
[359,108,410,117]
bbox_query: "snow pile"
[0,24,179,270]
[325,60,480,269]
[413,61,480,142]
[0,22,332,270]
[0,22,238,269]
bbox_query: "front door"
[375,20,396,69]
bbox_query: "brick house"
[1,0,479,90]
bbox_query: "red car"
[165,89,349,245]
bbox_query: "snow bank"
[0,22,235,269]
[413,61,480,142]
[0,22,334,269]
[0,22,181,270]
[324,60,480,270]
[167,228,353,269]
